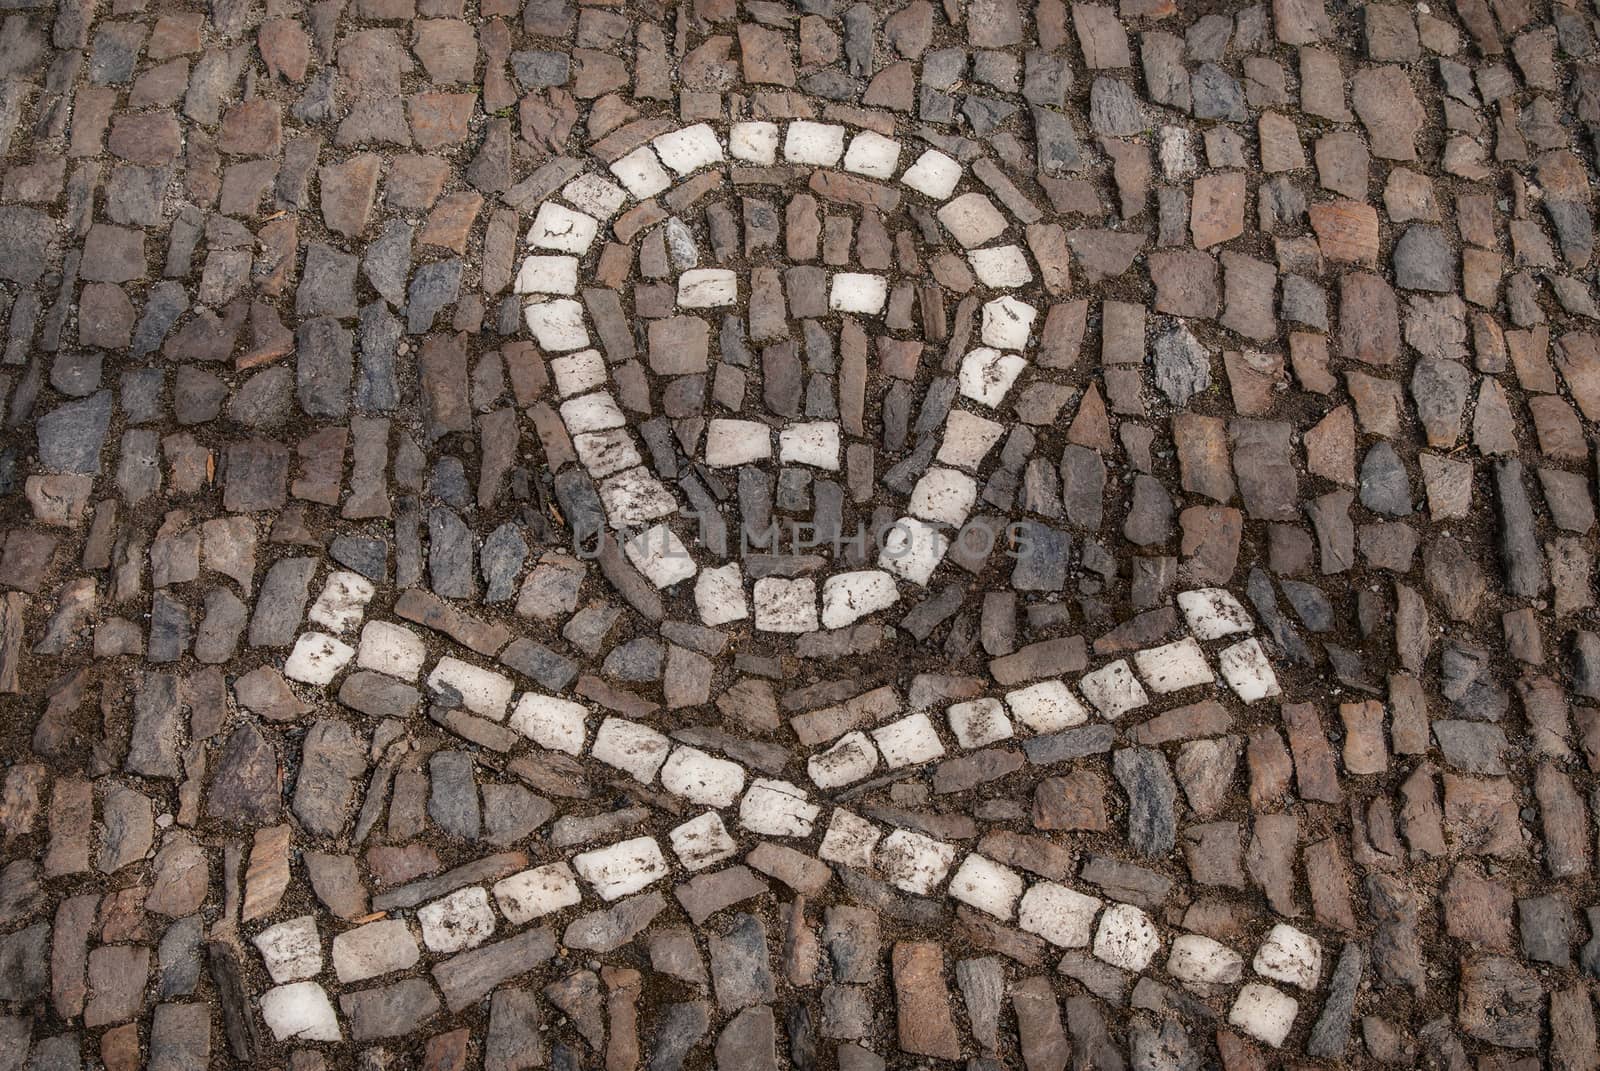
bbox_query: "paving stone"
[7,7,1593,1066]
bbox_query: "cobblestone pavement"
[3,0,1600,1066]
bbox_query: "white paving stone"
[981,296,1038,349]
[598,468,677,526]
[1017,883,1102,948]
[872,711,946,768]
[969,245,1033,287]
[308,571,375,633]
[513,254,579,295]
[427,656,514,720]
[261,982,341,1043]
[878,516,949,586]
[357,620,427,680]
[418,887,496,954]
[753,577,819,633]
[1177,588,1254,639]
[668,811,739,871]
[330,919,420,984]
[948,854,1024,920]
[573,429,641,479]
[938,192,1008,248]
[937,409,1005,469]
[1005,681,1090,733]
[909,466,977,527]
[573,836,670,901]
[1219,638,1281,703]
[253,915,322,984]
[609,145,672,198]
[560,173,627,219]
[653,123,723,174]
[779,421,841,469]
[623,524,697,589]
[284,632,355,686]
[820,570,899,630]
[524,298,590,351]
[508,694,589,755]
[729,121,780,164]
[842,130,901,177]
[829,273,889,314]
[705,418,772,467]
[695,562,748,625]
[660,746,746,808]
[783,121,846,165]
[527,201,600,254]
[901,149,962,199]
[1092,902,1161,971]
[591,717,672,783]
[571,428,642,479]
[1077,659,1149,719]
[946,698,1014,749]
[876,829,957,895]
[807,731,880,789]
[492,863,583,924]
[739,778,821,837]
[560,391,626,433]
[818,808,881,868]
[677,268,738,307]
[1133,637,1215,693]
[958,347,1027,406]
[1159,126,1198,180]
[1253,924,1322,990]
[550,349,607,397]
[1167,933,1245,990]
[1229,983,1298,1048]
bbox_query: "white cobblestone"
[623,523,697,589]
[426,656,514,720]
[729,121,780,164]
[818,808,881,869]
[609,145,672,198]
[508,693,589,755]
[783,121,846,165]
[1018,883,1102,948]
[418,887,497,953]
[820,570,898,630]
[668,811,739,871]
[872,712,946,768]
[573,836,670,901]
[307,571,375,633]
[1092,902,1161,971]
[1005,681,1090,733]
[1077,659,1149,719]
[739,779,820,837]
[753,577,819,633]
[492,863,583,924]
[253,916,322,984]
[652,123,723,174]
[527,201,600,253]
[357,620,426,680]
[660,746,747,808]
[948,854,1024,920]
[946,698,1013,749]
[876,829,957,895]
[842,130,901,178]
[807,731,880,789]
[590,717,672,783]
[1229,983,1298,1048]
[524,298,590,351]
[284,632,355,686]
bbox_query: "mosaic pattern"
[2,0,1600,1067]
